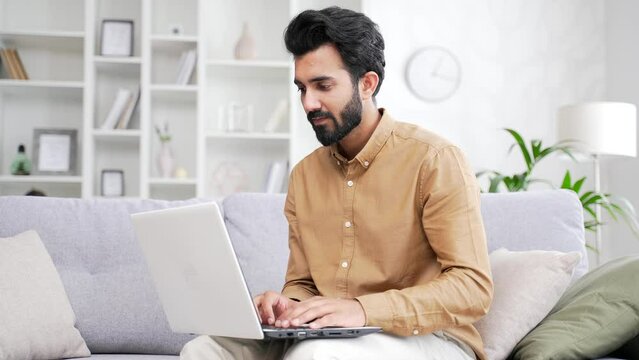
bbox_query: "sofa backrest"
[222,189,588,296]
[0,189,587,355]
[0,196,203,355]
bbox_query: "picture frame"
[101,169,125,197]
[100,19,134,57]
[32,128,77,175]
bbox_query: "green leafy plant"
[477,128,639,247]
[560,170,639,244]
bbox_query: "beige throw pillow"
[474,248,581,360]
[0,230,90,360]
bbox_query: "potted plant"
[477,129,639,250]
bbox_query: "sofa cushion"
[511,256,639,360]
[480,190,588,280]
[0,230,90,360]
[474,248,580,360]
[0,196,203,355]
[222,193,290,296]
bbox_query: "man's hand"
[253,291,298,325]
[275,296,366,329]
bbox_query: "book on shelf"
[175,49,197,85]
[263,161,288,194]
[11,49,29,80]
[0,49,11,78]
[116,87,140,129]
[0,48,29,80]
[101,88,133,130]
[0,48,17,79]
[264,99,288,133]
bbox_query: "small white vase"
[234,22,256,60]
[157,142,175,178]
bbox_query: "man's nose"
[302,91,321,114]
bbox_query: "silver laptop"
[131,202,382,340]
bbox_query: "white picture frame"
[32,129,77,175]
[100,19,134,57]
[101,169,125,197]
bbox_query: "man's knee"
[283,339,347,360]
[180,335,231,360]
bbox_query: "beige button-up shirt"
[281,109,493,360]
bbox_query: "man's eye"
[318,84,331,91]
[297,87,306,94]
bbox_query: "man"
[182,6,492,360]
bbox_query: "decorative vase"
[157,142,175,178]
[234,22,256,60]
[10,144,32,175]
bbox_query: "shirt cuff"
[281,286,315,302]
[355,292,395,330]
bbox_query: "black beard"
[307,88,363,146]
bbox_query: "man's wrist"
[353,298,368,326]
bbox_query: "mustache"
[307,111,336,122]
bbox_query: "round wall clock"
[405,46,462,102]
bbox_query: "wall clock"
[405,46,462,102]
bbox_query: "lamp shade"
[557,102,637,157]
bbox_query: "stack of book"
[263,161,288,193]
[0,48,29,80]
[100,87,140,130]
[175,49,197,85]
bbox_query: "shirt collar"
[329,108,395,169]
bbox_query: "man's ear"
[359,71,379,100]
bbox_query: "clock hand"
[432,72,456,82]
[431,56,444,76]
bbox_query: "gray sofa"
[0,190,589,359]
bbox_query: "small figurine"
[10,144,32,175]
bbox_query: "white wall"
[366,0,606,175]
[605,0,639,262]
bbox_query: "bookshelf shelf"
[0,175,83,184]
[207,59,291,79]
[150,35,198,52]
[207,59,291,69]
[205,132,290,141]
[94,56,142,65]
[0,30,84,49]
[149,178,197,186]
[151,34,198,43]
[93,129,142,140]
[150,84,198,92]
[0,80,84,95]
[0,80,84,89]
[0,29,84,39]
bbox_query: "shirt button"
[344,221,352,228]
[341,261,349,268]
[337,161,341,166]
[347,180,354,187]
[413,329,419,335]
[363,161,370,167]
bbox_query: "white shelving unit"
[0,0,362,199]
[0,0,86,197]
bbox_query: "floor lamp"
[557,102,637,266]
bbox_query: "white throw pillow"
[474,248,581,360]
[0,230,90,360]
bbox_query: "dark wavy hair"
[284,6,385,96]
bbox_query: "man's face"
[294,44,362,146]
